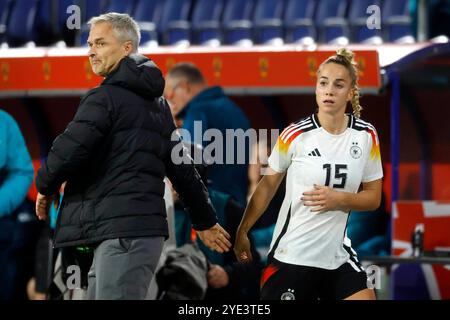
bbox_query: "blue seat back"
[348,0,383,42]
[315,0,349,43]
[382,0,409,18]
[191,0,224,29]
[253,0,285,44]
[0,0,12,42]
[133,0,161,23]
[158,0,192,44]
[0,0,11,19]
[133,0,162,45]
[5,0,39,46]
[158,0,192,32]
[78,0,104,22]
[284,0,316,25]
[348,0,382,22]
[253,0,284,24]
[315,0,348,27]
[191,0,224,44]
[103,0,136,14]
[222,0,255,44]
[222,0,254,28]
[283,0,316,43]
[34,0,57,45]
[382,0,413,42]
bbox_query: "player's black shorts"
[260,258,369,300]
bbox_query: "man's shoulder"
[193,86,228,107]
[79,86,111,106]
[85,86,108,97]
[0,109,18,127]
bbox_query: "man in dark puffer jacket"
[35,13,231,300]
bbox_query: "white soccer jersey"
[267,113,383,270]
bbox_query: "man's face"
[87,22,132,77]
[164,76,191,117]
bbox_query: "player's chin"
[319,103,336,111]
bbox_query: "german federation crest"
[350,142,362,159]
[280,289,295,300]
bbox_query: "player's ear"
[347,87,355,102]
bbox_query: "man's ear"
[123,40,133,55]
[184,82,192,94]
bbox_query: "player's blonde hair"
[318,48,362,118]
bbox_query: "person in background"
[0,109,34,300]
[165,63,251,207]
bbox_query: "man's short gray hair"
[88,12,140,53]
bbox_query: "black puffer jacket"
[36,54,217,248]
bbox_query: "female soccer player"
[234,48,383,300]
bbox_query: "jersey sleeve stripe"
[283,123,314,142]
[280,119,312,140]
[355,120,375,132]
[277,116,317,154]
[276,123,316,154]
[276,129,303,154]
[366,127,381,160]
[352,119,381,160]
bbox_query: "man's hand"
[196,223,231,253]
[35,192,54,221]
[207,264,229,289]
[301,184,343,213]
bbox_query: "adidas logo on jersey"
[308,148,321,157]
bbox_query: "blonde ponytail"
[351,87,362,119]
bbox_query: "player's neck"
[317,112,348,135]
